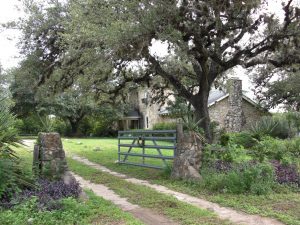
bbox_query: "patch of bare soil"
[72,173,178,225]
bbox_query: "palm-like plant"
[250,116,290,140]
[0,99,32,202]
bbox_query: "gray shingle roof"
[208,89,227,105]
[124,110,141,119]
[159,89,260,115]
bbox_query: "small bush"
[81,115,118,137]
[15,115,42,135]
[2,179,81,210]
[211,160,233,172]
[201,162,275,195]
[249,136,299,163]
[153,122,177,130]
[52,118,70,136]
[225,132,258,148]
[285,137,300,159]
[203,143,245,163]
[271,160,299,186]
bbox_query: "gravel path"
[72,172,178,225]
[21,139,35,149]
[71,155,284,225]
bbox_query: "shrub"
[220,132,258,148]
[15,115,42,135]
[52,118,70,136]
[203,143,245,163]
[211,160,233,172]
[271,160,299,186]
[153,122,177,130]
[249,116,290,140]
[0,102,25,202]
[81,114,119,137]
[249,136,300,163]
[201,162,275,195]
[249,136,285,162]
[231,132,258,148]
[2,179,81,210]
[285,137,300,159]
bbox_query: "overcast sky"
[0,0,24,70]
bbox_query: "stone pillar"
[33,132,68,180]
[171,122,202,181]
[224,78,246,132]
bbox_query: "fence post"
[171,122,202,181]
[118,131,121,163]
[175,120,183,158]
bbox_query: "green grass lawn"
[63,137,300,225]
[0,145,143,225]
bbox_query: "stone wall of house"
[209,97,268,130]
[241,100,269,129]
[209,98,228,128]
[137,89,176,129]
[130,87,268,130]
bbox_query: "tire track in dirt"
[71,155,284,225]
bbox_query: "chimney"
[224,78,245,132]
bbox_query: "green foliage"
[64,0,299,140]
[201,162,276,195]
[203,143,245,163]
[255,72,300,111]
[284,111,300,135]
[52,118,71,136]
[63,138,299,224]
[0,192,142,225]
[38,115,55,133]
[221,132,258,149]
[14,115,42,135]
[249,116,290,140]
[82,109,120,137]
[250,136,300,163]
[152,122,177,130]
[0,102,30,200]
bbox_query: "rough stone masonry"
[171,123,202,181]
[224,78,246,132]
[33,132,68,180]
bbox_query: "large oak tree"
[66,0,299,141]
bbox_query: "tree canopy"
[7,0,300,140]
[61,0,299,141]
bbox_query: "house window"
[146,116,149,128]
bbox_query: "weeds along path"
[71,155,284,225]
[72,172,178,225]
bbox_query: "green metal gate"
[118,130,177,169]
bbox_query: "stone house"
[119,78,269,132]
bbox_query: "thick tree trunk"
[191,83,212,143]
[69,119,81,137]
